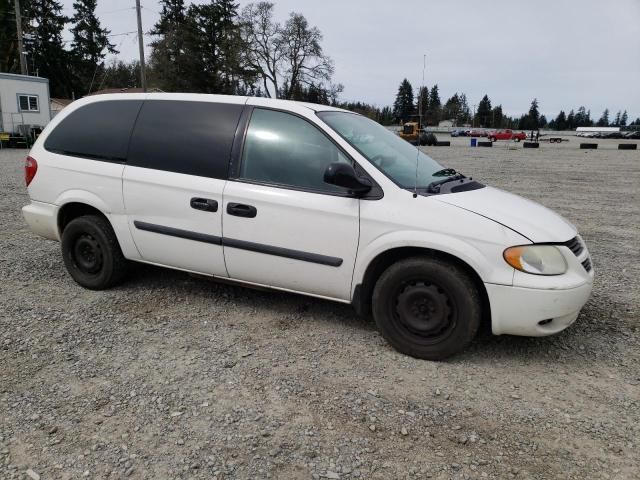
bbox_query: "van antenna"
[414,53,426,199]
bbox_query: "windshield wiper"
[432,168,459,177]
[426,173,466,193]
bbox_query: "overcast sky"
[58,0,640,119]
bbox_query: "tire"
[514,137,521,142]
[372,257,481,360]
[61,214,128,290]
[489,136,496,142]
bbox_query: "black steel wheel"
[61,214,128,290]
[372,257,481,360]
[72,233,104,274]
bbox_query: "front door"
[222,107,360,301]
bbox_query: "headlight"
[503,245,567,275]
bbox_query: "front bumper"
[22,201,59,241]
[486,281,593,336]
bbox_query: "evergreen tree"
[554,110,567,130]
[492,104,503,128]
[70,0,117,95]
[378,106,394,126]
[185,0,254,94]
[0,0,21,73]
[538,114,547,128]
[426,84,441,125]
[23,0,74,97]
[575,106,592,127]
[100,60,141,89]
[612,110,621,126]
[149,0,193,91]
[567,109,575,130]
[475,94,492,127]
[393,79,415,123]
[417,86,429,126]
[443,93,462,125]
[458,93,471,124]
[523,98,540,130]
[620,110,628,127]
[596,109,610,127]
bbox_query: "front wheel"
[61,214,129,290]
[372,257,481,360]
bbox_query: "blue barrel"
[470,138,477,147]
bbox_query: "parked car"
[467,129,487,137]
[487,129,527,142]
[22,94,594,360]
[450,129,465,137]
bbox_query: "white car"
[22,94,594,360]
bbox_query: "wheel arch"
[352,246,491,331]
[57,202,109,235]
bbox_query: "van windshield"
[317,111,447,189]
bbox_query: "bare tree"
[239,2,285,98]
[280,13,333,99]
[240,3,335,99]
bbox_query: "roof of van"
[81,92,351,114]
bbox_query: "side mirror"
[324,162,372,195]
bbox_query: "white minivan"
[22,94,594,359]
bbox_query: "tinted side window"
[240,108,350,193]
[128,100,243,179]
[44,100,142,161]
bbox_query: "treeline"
[1,0,637,128]
[391,78,640,130]
[0,0,342,102]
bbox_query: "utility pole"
[135,0,147,92]
[14,0,28,75]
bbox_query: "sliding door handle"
[190,198,218,212]
[226,203,257,218]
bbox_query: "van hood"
[434,186,577,243]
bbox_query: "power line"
[108,31,138,38]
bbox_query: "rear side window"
[128,100,243,179]
[44,100,142,161]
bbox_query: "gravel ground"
[1,138,639,480]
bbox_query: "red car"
[487,129,527,142]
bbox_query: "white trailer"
[0,72,51,139]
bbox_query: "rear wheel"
[514,137,521,142]
[489,136,496,142]
[372,257,481,360]
[61,214,128,290]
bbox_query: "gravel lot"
[1,138,639,480]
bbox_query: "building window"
[18,95,39,112]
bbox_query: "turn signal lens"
[503,245,567,276]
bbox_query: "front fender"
[352,227,521,298]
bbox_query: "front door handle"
[227,203,257,218]
[190,197,218,212]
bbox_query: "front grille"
[581,258,592,272]
[564,236,584,257]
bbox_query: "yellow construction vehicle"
[398,122,437,146]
